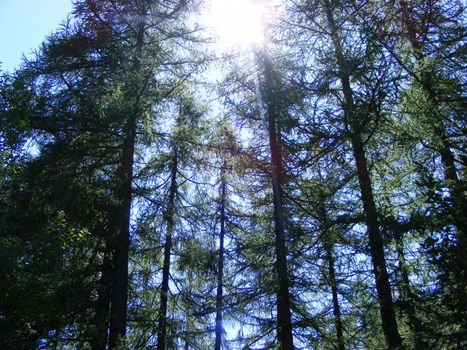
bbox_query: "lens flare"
[202,0,273,48]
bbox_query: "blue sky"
[0,0,73,73]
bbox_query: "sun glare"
[203,0,270,48]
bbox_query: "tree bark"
[91,248,112,350]
[108,9,147,348]
[108,106,134,349]
[350,135,403,349]
[321,1,403,348]
[259,49,295,350]
[324,235,345,350]
[157,148,178,350]
[215,165,227,350]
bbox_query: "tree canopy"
[1,0,466,349]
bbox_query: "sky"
[0,0,73,73]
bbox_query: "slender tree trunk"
[92,248,113,350]
[317,189,345,350]
[350,134,403,349]
[324,238,345,350]
[321,1,403,348]
[258,49,295,350]
[157,148,178,350]
[215,165,227,350]
[108,10,147,348]
[184,269,193,350]
[394,229,424,350]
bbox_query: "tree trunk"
[215,165,227,350]
[157,148,178,350]
[91,248,112,350]
[259,49,295,350]
[394,229,424,350]
[351,135,403,349]
[317,189,345,350]
[108,114,133,349]
[108,10,147,348]
[184,269,193,350]
[324,238,344,350]
[322,1,403,348]
[108,105,134,349]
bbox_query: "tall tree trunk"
[108,9,147,348]
[317,187,345,350]
[91,248,113,350]
[184,269,193,350]
[350,135,403,349]
[259,49,295,350]
[157,148,178,350]
[321,1,403,348]
[394,229,424,350]
[215,165,227,350]
[108,103,134,349]
[324,236,344,350]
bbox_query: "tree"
[256,47,295,349]
[1,0,466,348]
[283,0,405,347]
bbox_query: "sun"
[202,0,270,48]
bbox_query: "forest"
[0,0,466,349]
